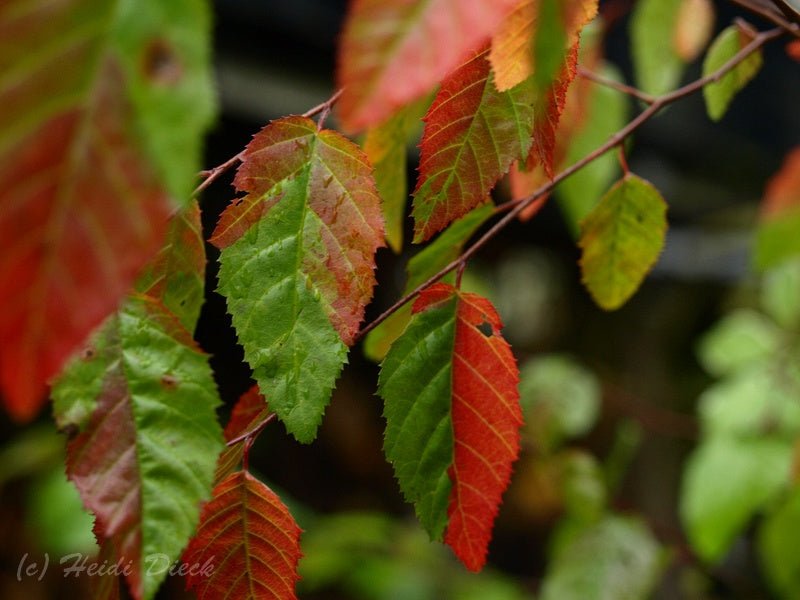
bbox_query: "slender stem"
[303,88,344,120]
[618,144,630,175]
[354,25,784,343]
[194,150,245,196]
[226,412,277,447]
[578,67,657,104]
[730,0,800,34]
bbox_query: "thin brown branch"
[578,66,657,104]
[193,88,345,196]
[354,25,784,343]
[730,0,800,35]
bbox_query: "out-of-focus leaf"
[698,367,800,439]
[673,0,716,61]
[630,0,684,95]
[540,516,664,600]
[759,486,800,599]
[557,63,628,230]
[579,174,667,310]
[28,464,96,556]
[702,24,763,121]
[519,354,600,451]
[682,437,790,562]
[762,257,800,330]
[0,0,215,420]
[697,310,781,377]
[364,99,429,253]
[336,0,519,131]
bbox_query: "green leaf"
[696,309,781,377]
[762,257,800,330]
[579,174,668,310]
[364,204,494,362]
[519,354,601,451]
[213,116,384,443]
[759,486,800,599]
[541,516,664,600]
[27,464,96,556]
[378,297,456,540]
[55,296,223,600]
[698,366,800,439]
[755,210,800,270]
[702,24,763,121]
[533,0,569,92]
[630,0,684,95]
[681,437,790,562]
[364,97,429,253]
[557,62,628,231]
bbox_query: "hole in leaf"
[477,321,493,337]
[141,38,183,86]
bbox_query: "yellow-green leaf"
[579,174,667,310]
[702,24,763,121]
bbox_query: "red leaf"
[761,147,800,218]
[184,471,303,600]
[336,0,519,131]
[0,58,171,421]
[412,49,535,241]
[67,332,144,596]
[414,284,522,571]
[527,41,580,178]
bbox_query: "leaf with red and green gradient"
[490,0,598,92]
[336,0,519,131]
[52,295,223,600]
[183,470,303,600]
[0,0,215,421]
[411,49,535,242]
[215,385,270,483]
[755,147,800,269]
[213,116,384,443]
[378,283,522,571]
[364,203,494,362]
[527,42,580,178]
[363,97,430,253]
[702,23,763,122]
[135,201,207,331]
[579,174,667,310]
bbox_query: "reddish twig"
[578,66,657,104]
[730,0,800,34]
[225,413,277,447]
[353,25,784,343]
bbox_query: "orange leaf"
[183,471,303,600]
[490,0,598,91]
[761,147,800,218]
[336,0,519,131]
